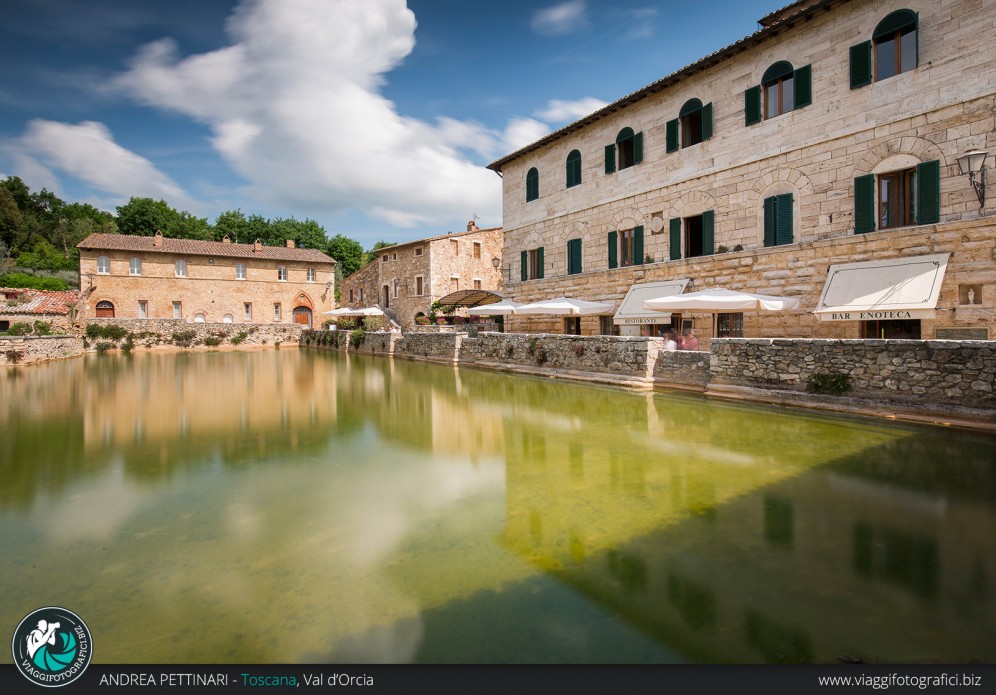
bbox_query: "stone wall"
[653,350,712,390]
[87,318,303,350]
[393,332,465,364]
[473,333,659,381]
[0,335,84,365]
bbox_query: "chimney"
[153,230,163,247]
[222,235,231,244]
[286,239,295,248]
[467,220,479,232]
[253,239,263,253]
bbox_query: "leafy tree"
[327,234,364,277]
[364,240,397,267]
[115,197,181,236]
[0,187,22,253]
[15,239,74,271]
[172,211,213,240]
[0,272,69,291]
[269,217,328,250]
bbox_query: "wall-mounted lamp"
[491,256,501,271]
[956,150,987,209]
[492,256,510,282]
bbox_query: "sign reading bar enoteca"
[822,309,934,322]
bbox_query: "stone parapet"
[0,335,84,366]
[86,318,302,350]
[394,332,465,364]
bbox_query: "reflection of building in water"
[500,398,996,663]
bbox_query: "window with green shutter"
[525,167,539,202]
[520,250,528,281]
[633,225,644,265]
[605,144,616,174]
[916,160,939,224]
[566,150,582,188]
[536,246,545,279]
[567,238,582,275]
[745,86,762,126]
[702,211,715,257]
[850,41,872,89]
[678,99,710,148]
[873,10,918,82]
[756,62,812,119]
[854,174,876,233]
[615,128,643,170]
[607,231,618,269]
[763,193,794,246]
[669,218,681,260]
[665,119,678,153]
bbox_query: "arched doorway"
[293,306,313,328]
[95,301,115,318]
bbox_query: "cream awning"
[614,280,690,325]
[814,254,949,322]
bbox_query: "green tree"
[0,187,22,253]
[115,197,180,236]
[15,239,74,271]
[327,234,364,277]
[270,217,328,250]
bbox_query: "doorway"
[293,306,313,329]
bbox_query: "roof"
[435,289,503,307]
[0,288,82,316]
[487,0,842,172]
[77,233,336,265]
[373,226,503,255]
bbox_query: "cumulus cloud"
[531,1,589,36]
[535,97,608,124]
[110,0,503,228]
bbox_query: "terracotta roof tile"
[77,233,336,264]
[0,288,82,316]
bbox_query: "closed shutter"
[745,86,762,126]
[763,196,777,247]
[776,193,793,245]
[854,174,876,234]
[607,231,618,269]
[520,250,528,281]
[702,102,713,141]
[916,159,940,225]
[669,218,681,260]
[794,65,812,108]
[850,41,872,89]
[604,144,616,174]
[567,238,582,275]
[633,226,644,265]
[634,131,644,164]
[666,119,678,153]
[702,210,715,256]
[536,247,545,280]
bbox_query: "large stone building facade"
[78,232,336,329]
[339,222,504,330]
[488,0,996,343]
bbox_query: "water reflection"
[0,350,993,663]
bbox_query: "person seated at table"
[662,331,677,351]
[681,328,699,351]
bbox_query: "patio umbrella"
[322,306,385,316]
[465,301,523,316]
[515,297,615,315]
[642,288,799,339]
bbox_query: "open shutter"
[607,231,618,269]
[916,159,940,224]
[633,131,644,164]
[665,119,679,153]
[567,238,582,275]
[776,193,794,245]
[745,86,762,126]
[536,247,545,280]
[850,41,872,89]
[702,210,715,256]
[634,226,644,265]
[763,196,777,247]
[702,102,713,141]
[669,218,681,260]
[604,144,616,174]
[854,174,876,234]
[794,65,812,108]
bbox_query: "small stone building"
[0,287,84,334]
[77,232,336,329]
[340,222,504,330]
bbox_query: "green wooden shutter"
[536,247,545,280]
[776,193,794,245]
[854,174,876,234]
[702,210,715,256]
[633,226,644,265]
[604,144,616,174]
[666,119,678,153]
[633,131,643,164]
[914,12,919,69]
[702,102,713,141]
[669,218,681,260]
[745,86,762,125]
[763,196,777,247]
[520,250,528,281]
[567,238,582,275]
[850,41,872,89]
[607,231,618,269]
[794,65,812,108]
[916,159,940,225]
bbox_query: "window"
[564,317,581,335]
[763,193,794,247]
[277,266,287,281]
[853,160,939,234]
[223,313,234,324]
[668,212,715,259]
[393,279,400,298]
[359,289,364,302]
[138,300,148,319]
[97,256,110,274]
[520,247,544,281]
[348,289,354,302]
[525,167,539,202]
[473,242,481,259]
[666,100,713,152]
[606,227,644,269]
[450,277,459,292]
[244,303,252,321]
[175,260,187,277]
[473,279,482,290]
[451,240,460,255]
[604,128,643,173]
[850,10,918,88]
[567,238,583,275]
[95,301,114,318]
[566,150,582,188]
[129,257,142,276]
[744,62,812,124]
[173,301,182,319]
[415,276,424,296]
[717,313,744,338]
[307,268,316,282]
[273,303,281,321]
[382,254,388,263]
[194,312,206,323]
[392,253,397,261]
[414,247,423,257]
[236,263,246,280]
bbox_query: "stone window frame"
[307,268,316,282]
[525,167,539,202]
[244,303,252,321]
[473,242,482,259]
[175,259,187,278]
[277,266,288,282]
[414,275,425,296]
[273,303,282,321]
[97,256,110,274]
[138,300,148,319]
[129,257,142,276]
[173,301,182,319]
[414,247,424,257]
[450,275,460,292]
[473,278,482,290]
[393,278,400,299]
[236,263,247,280]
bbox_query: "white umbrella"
[516,297,615,316]
[643,288,800,312]
[465,301,523,316]
[322,306,385,317]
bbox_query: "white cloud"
[535,97,608,124]
[501,118,551,154]
[110,0,502,228]
[531,1,589,36]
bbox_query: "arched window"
[616,128,637,170]
[193,312,206,323]
[95,301,115,318]
[525,167,539,202]
[762,61,794,118]
[222,313,234,323]
[97,256,110,274]
[129,257,142,276]
[666,100,713,152]
[175,259,187,277]
[874,10,918,81]
[566,150,582,188]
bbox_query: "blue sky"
[0,0,786,247]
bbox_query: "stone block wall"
[653,350,712,390]
[393,332,465,364]
[474,333,661,380]
[87,318,303,349]
[0,335,84,365]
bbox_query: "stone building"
[339,222,504,330]
[77,232,336,329]
[0,287,84,334]
[487,0,995,343]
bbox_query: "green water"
[1,349,994,664]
